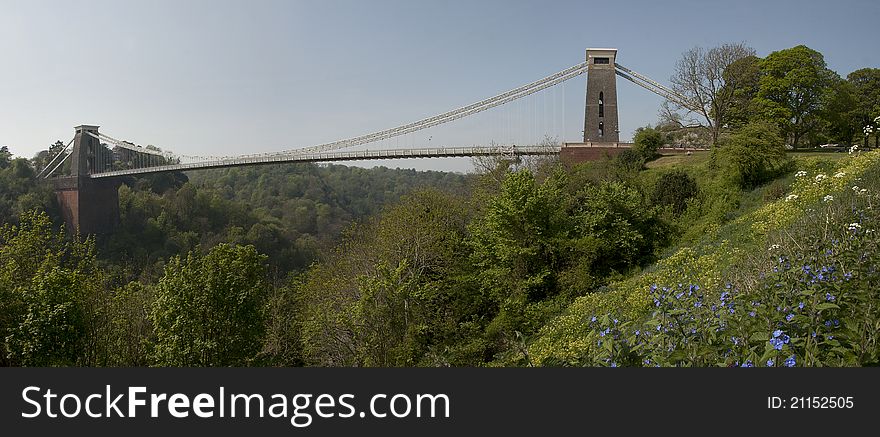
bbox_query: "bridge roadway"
[89,145,562,178]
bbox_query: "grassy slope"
[528,149,879,365]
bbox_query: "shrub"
[633,126,664,161]
[713,122,793,189]
[651,170,699,215]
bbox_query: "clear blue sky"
[1,0,877,172]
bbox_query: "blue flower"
[833,319,840,326]
[643,359,651,366]
[767,359,775,367]
[784,356,796,367]
[590,316,597,323]
[770,338,784,350]
[613,318,619,325]
[610,362,617,368]
[742,360,754,368]
[694,301,702,308]
[782,335,790,344]
[798,302,805,310]
[749,311,756,317]
[811,332,817,338]
[772,329,783,338]
[786,313,795,322]
[825,293,836,302]
[802,265,811,274]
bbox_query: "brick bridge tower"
[52,125,120,234]
[583,48,619,143]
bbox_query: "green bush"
[651,170,699,215]
[633,126,665,161]
[713,122,793,189]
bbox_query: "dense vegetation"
[0,43,877,367]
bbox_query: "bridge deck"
[89,145,561,178]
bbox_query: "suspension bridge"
[43,48,705,233]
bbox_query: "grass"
[787,151,848,162]
[645,151,710,169]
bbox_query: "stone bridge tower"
[52,125,120,234]
[583,48,619,143]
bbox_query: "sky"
[1,0,878,173]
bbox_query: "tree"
[819,79,859,145]
[753,45,838,148]
[668,43,757,145]
[632,126,664,160]
[847,68,880,147]
[467,169,572,350]
[151,244,268,366]
[0,146,11,169]
[1,211,108,366]
[721,55,762,129]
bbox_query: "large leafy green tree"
[720,55,762,129]
[1,211,107,366]
[296,189,474,366]
[753,45,838,148]
[151,243,268,366]
[847,68,880,147]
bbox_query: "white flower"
[823,195,834,202]
[850,145,860,155]
[860,188,868,194]
[795,170,808,178]
[852,185,860,191]
[814,174,827,183]
[785,194,799,202]
[768,244,781,251]
[874,115,880,123]
[848,223,862,231]
[834,172,846,178]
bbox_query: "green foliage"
[106,163,470,277]
[754,45,838,147]
[530,149,880,366]
[0,156,56,226]
[106,282,155,366]
[1,211,105,366]
[614,149,645,174]
[722,55,762,129]
[296,189,474,366]
[651,170,698,215]
[713,122,792,189]
[151,244,268,366]
[632,126,664,160]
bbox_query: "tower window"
[599,122,604,138]
[599,92,604,118]
[593,57,610,64]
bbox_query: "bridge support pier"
[53,176,120,235]
[52,125,120,235]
